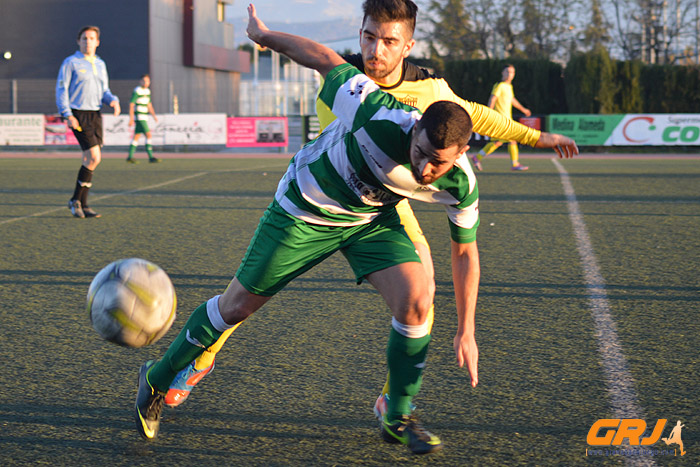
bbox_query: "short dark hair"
[416,101,472,149]
[140,74,150,80]
[362,0,417,36]
[77,26,100,41]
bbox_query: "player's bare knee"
[218,280,268,325]
[217,298,255,325]
[396,293,432,326]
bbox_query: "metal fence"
[1,76,319,118]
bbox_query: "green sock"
[148,301,224,392]
[146,144,154,159]
[385,328,431,421]
[128,143,137,159]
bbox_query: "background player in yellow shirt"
[472,64,532,171]
[162,0,577,413]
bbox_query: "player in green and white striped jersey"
[133,4,578,453]
[127,74,160,163]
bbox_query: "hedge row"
[438,50,700,114]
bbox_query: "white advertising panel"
[606,114,700,146]
[102,113,227,146]
[0,114,44,145]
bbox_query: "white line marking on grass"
[0,161,283,227]
[0,172,208,226]
[552,159,656,467]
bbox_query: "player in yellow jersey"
[163,0,577,412]
[472,64,532,171]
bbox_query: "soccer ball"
[88,258,177,348]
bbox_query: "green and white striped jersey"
[275,63,480,243]
[130,86,151,121]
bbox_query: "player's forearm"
[264,32,341,76]
[55,70,71,117]
[247,21,343,76]
[468,102,540,146]
[512,97,527,113]
[451,240,480,335]
[487,95,496,109]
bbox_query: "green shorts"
[134,120,150,134]
[235,201,420,296]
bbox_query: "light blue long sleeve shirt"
[56,51,118,118]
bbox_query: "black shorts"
[70,109,103,151]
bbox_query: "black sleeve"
[342,53,365,74]
[402,60,438,81]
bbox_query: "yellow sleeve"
[435,79,540,146]
[315,75,338,132]
[491,82,503,99]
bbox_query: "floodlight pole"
[11,79,17,114]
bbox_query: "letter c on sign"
[623,116,654,143]
[663,126,681,142]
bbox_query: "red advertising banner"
[226,117,288,147]
[44,115,79,145]
[518,116,542,130]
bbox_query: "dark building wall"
[0,0,148,80]
[0,0,249,115]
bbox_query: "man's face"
[141,76,151,88]
[78,30,100,56]
[409,127,468,185]
[502,66,515,82]
[359,16,415,84]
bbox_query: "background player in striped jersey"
[134,3,577,453]
[127,74,160,163]
[472,64,532,171]
[164,0,579,418]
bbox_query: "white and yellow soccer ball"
[88,258,177,348]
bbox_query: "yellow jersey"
[316,54,540,146]
[491,81,514,118]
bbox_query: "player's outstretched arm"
[246,4,344,77]
[534,132,579,159]
[451,240,480,388]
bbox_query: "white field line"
[0,162,285,227]
[552,159,656,467]
[0,171,208,226]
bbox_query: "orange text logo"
[587,419,667,446]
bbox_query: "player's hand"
[154,116,158,123]
[67,116,80,131]
[534,132,579,159]
[523,108,532,117]
[454,331,479,387]
[111,100,121,116]
[128,118,134,127]
[246,4,269,46]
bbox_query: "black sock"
[72,166,93,206]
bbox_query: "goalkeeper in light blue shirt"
[56,25,120,219]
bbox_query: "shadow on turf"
[1,269,698,301]
[433,279,700,302]
[0,401,584,446]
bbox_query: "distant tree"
[607,0,697,63]
[565,46,618,113]
[425,0,580,62]
[516,0,578,59]
[581,0,611,51]
[423,0,484,60]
